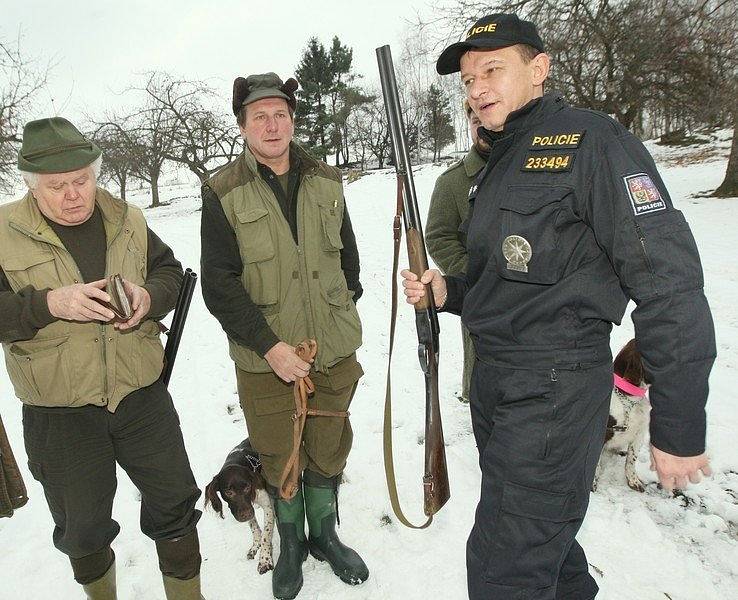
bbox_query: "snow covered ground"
[1,131,736,599]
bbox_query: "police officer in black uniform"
[402,13,716,600]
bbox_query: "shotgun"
[377,44,450,527]
[162,267,197,387]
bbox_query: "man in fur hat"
[200,72,368,600]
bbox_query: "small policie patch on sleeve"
[521,153,574,172]
[623,173,666,215]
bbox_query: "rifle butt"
[423,357,449,516]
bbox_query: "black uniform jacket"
[444,93,716,457]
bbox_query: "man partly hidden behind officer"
[426,100,489,403]
[403,13,715,600]
[0,117,205,599]
[200,72,367,599]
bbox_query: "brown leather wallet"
[102,274,133,320]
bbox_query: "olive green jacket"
[0,189,165,411]
[426,147,486,275]
[205,143,362,373]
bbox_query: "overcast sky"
[4,0,460,124]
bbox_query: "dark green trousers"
[22,380,201,560]
[236,354,363,488]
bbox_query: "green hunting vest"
[208,143,362,373]
[0,189,165,411]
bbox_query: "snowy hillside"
[0,130,736,600]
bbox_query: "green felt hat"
[17,117,101,174]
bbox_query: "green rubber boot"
[273,488,308,600]
[303,471,369,585]
[82,561,117,600]
[162,573,205,600]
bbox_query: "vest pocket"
[236,207,280,306]
[3,251,56,290]
[318,203,344,251]
[134,320,165,387]
[6,336,74,406]
[494,185,570,285]
[319,286,362,367]
[122,241,147,285]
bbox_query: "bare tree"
[350,91,392,169]
[127,105,177,208]
[139,73,241,182]
[0,34,50,193]
[89,120,138,200]
[714,100,738,198]
[94,106,177,208]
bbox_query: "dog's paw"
[247,543,259,560]
[257,553,274,574]
[627,477,645,493]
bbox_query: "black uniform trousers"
[22,380,201,562]
[467,350,611,600]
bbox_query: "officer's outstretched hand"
[47,279,115,322]
[649,444,712,491]
[400,268,447,308]
[115,278,151,330]
[265,341,313,383]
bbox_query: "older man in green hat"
[0,117,205,600]
[201,72,368,599]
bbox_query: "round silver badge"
[502,235,532,273]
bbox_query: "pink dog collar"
[614,374,647,397]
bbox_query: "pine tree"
[295,36,368,164]
[424,84,455,162]
[295,37,333,161]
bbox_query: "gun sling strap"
[383,175,433,529]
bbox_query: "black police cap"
[436,13,545,75]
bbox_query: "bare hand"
[649,444,712,491]
[47,279,115,322]
[115,279,151,330]
[400,268,447,308]
[265,341,313,383]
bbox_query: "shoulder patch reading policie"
[623,173,666,216]
[529,131,585,150]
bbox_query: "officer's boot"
[156,530,206,600]
[81,561,117,600]
[303,470,369,585]
[273,487,309,600]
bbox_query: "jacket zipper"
[544,368,558,459]
[634,222,658,294]
[101,212,127,404]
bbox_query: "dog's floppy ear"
[614,338,647,385]
[204,475,224,518]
